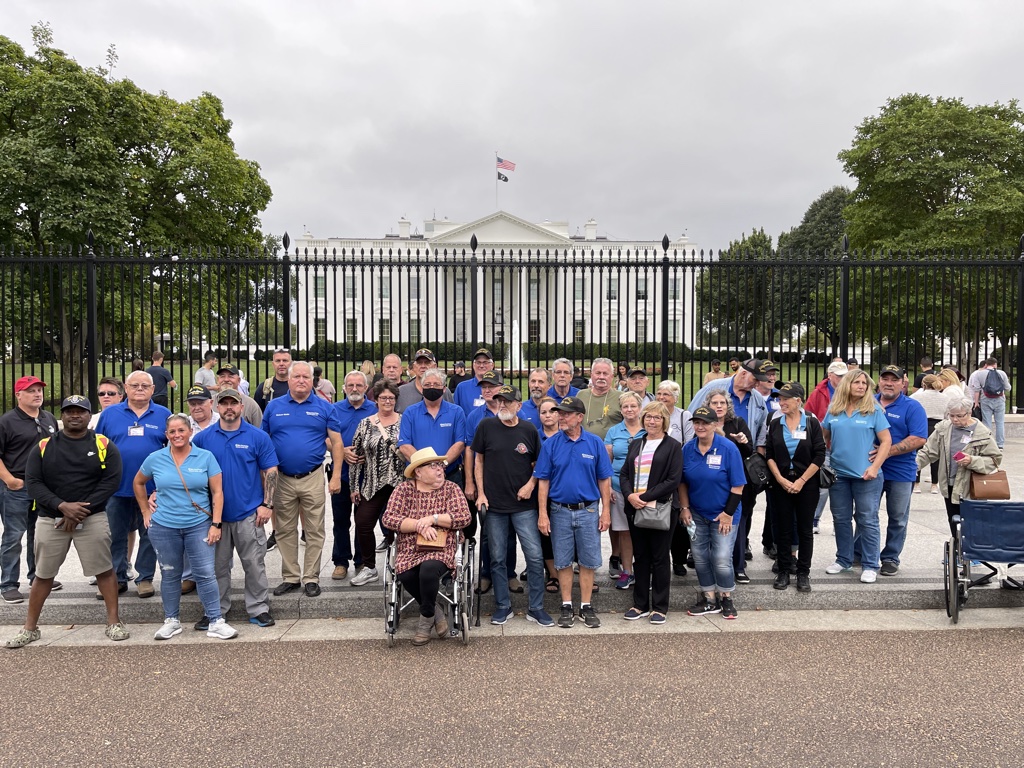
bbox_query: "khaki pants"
[276,471,327,584]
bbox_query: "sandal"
[545,577,559,593]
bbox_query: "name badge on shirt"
[793,430,807,440]
[961,435,972,444]
[128,426,145,437]
[474,398,484,407]
[707,454,723,468]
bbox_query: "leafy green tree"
[0,25,274,393]
[839,94,1024,251]
[838,95,1024,368]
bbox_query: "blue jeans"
[829,474,883,570]
[0,486,34,591]
[479,522,517,582]
[549,503,602,570]
[979,396,1006,448]
[691,514,738,594]
[487,509,545,612]
[106,495,157,584]
[147,520,221,621]
[879,479,913,565]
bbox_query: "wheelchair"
[383,534,476,646]
[944,500,1024,624]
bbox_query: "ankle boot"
[412,614,433,646]
[434,606,449,638]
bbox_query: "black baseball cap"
[186,384,212,401]
[493,385,522,402]
[690,406,717,423]
[776,381,806,399]
[217,364,240,376]
[479,370,504,386]
[473,348,493,360]
[740,359,770,382]
[60,394,92,412]
[879,364,905,379]
[414,348,435,362]
[626,367,647,377]
[552,396,586,414]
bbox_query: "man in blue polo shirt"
[398,368,470,519]
[95,370,170,598]
[329,370,377,581]
[193,389,278,628]
[534,396,612,630]
[869,365,927,575]
[262,361,344,598]
[452,348,496,413]
[547,358,580,400]
[519,368,551,429]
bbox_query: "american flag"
[496,157,516,171]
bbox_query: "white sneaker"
[860,569,877,584]
[813,525,820,535]
[88,576,97,585]
[931,484,939,494]
[206,618,238,640]
[154,618,182,640]
[824,562,850,575]
[350,567,379,587]
[127,565,137,580]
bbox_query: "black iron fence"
[2,233,1022,412]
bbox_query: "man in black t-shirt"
[912,355,936,393]
[254,349,292,412]
[145,351,177,408]
[472,385,552,627]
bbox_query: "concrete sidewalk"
[3,437,1023,637]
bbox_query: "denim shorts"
[549,503,602,570]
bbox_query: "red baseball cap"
[14,376,46,393]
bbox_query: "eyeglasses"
[98,391,120,397]
[376,396,396,403]
[421,461,446,470]
[126,383,152,390]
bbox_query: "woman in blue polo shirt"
[822,370,891,584]
[134,414,237,641]
[679,406,746,620]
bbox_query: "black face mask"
[422,388,444,402]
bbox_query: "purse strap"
[173,456,212,518]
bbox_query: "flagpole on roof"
[495,150,499,210]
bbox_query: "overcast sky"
[4,1,1022,249]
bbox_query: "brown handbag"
[969,470,1010,500]
[416,528,447,550]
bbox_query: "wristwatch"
[210,521,223,529]
[433,513,439,525]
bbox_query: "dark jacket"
[765,413,827,486]
[620,434,683,508]
[721,416,753,460]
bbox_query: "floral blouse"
[381,480,471,574]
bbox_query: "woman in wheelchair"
[382,447,471,646]
[916,397,1002,538]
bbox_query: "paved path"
[2,615,1024,767]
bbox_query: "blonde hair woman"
[936,369,965,403]
[822,370,892,584]
[911,374,949,493]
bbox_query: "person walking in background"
[194,350,221,393]
[910,374,947,494]
[967,357,1010,450]
[146,351,176,408]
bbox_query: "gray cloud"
[4,0,1022,249]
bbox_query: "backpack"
[982,368,1005,397]
[39,433,109,468]
[262,377,276,403]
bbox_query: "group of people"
[0,347,1010,647]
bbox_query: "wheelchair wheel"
[460,611,470,645]
[943,540,954,618]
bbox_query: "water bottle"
[686,519,697,539]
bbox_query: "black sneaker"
[266,532,277,552]
[579,604,601,628]
[796,574,812,592]
[249,612,276,627]
[744,550,753,562]
[735,571,750,584]
[303,582,321,597]
[272,581,301,596]
[880,561,899,576]
[764,545,777,559]
[721,596,738,619]
[558,604,574,628]
[673,563,687,577]
[687,597,721,616]
[193,616,210,631]
[686,555,695,569]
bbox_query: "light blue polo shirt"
[604,422,646,493]
[193,421,278,523]
[876,392,928,483]
[681,433,746,522]
[397,400,468,470]
[534,429,613,504]
[139,446,221,528]
[331,398,378,481]
[824,405,891,479]
[261,393,342,476]
[95,400,171,497]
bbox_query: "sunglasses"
[98,390,120,397]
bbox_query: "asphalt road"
[2,628,1024,767]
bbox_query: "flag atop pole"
[496,156,516,171]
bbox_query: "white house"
[291,211,699,361]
